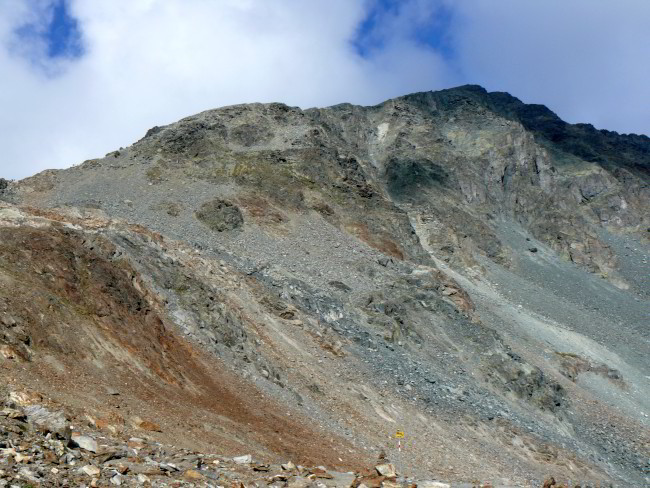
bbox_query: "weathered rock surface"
[1,85,648,486]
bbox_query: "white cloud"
[0,0,648,180]
[451,0,650,134]
[0,1,368,179]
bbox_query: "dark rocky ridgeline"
[403,84,650,175]
[4,86,650,486]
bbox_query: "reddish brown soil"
[0,224,369,470]
[344,222,405,260]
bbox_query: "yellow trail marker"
[395,431,405,438]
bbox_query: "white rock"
[71,434,98,453]
[1,448,16,458]
[136,474,150,484]
[381,481,401,488]
[14,453,31,463]
[81,465,101,477]
[111,474,123,485]
[417,482,450,488]
[375,464,397,477]
[233,454,252,464]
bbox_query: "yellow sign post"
[395,431,404,438]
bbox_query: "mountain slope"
[1,85,649,486]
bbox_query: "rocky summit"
[0,85,648,487]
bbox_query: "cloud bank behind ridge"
[0,0,648,179]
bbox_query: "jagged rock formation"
[1,85,648,486]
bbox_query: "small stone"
[14,453,31,463]
[542,478,555,488]
[287,476,312,488]
[17,467,39,482]
[281,461,296,471]
[528,247,538,253]
[381,481,401,488]
[0,408,25,420]
[184,469,205,480]
[137,420,162,432]
[441,287,458,296]
[0,315,16,326]
[137,474,150,484]
[70,434,98,452]
[111,474,123,485]
[0,345,20,360]
[81,465,101,477]
[375,464,397,478]
[309,467,333,479]
[328,472,356,488]
[9,391,42,406]
[127,437,146,449]
[0,447,16,458]
[417,483,450,488]
[233,454,252,464]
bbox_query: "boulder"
[196,199,244,232]
[23,405,70,439]
[70,433,98,453]
[233,454,252,464]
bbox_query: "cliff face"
[1,86,648,486]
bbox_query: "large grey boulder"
[23,405,70,440]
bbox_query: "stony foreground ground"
[0,392,587,488]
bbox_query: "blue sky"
[0,0,649,179]
[16,0,83,60]
[353,0,455,60]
